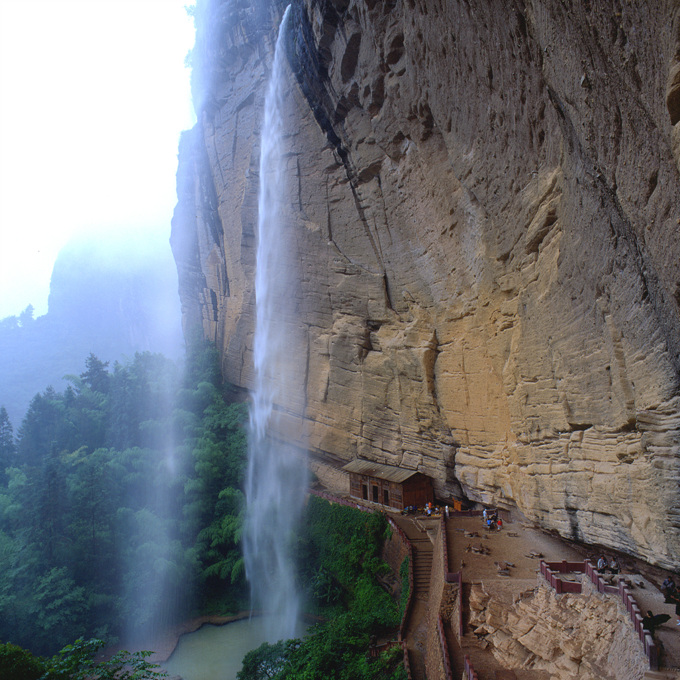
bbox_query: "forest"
[0,342,407,679]
[0,341,248,656]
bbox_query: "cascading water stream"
[243,5,307,643]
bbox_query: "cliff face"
[172,0,680,569]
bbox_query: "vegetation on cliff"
[238,496,406,680]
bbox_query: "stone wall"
[172,0,680,568]
[382,526,410,581]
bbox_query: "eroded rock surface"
[171,0,680,568]
[468,583,649,679]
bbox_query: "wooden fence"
[437,614,454,680]
[463,654,480,680]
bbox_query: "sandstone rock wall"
[171,0,680,568]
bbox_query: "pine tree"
[0,406,15,482]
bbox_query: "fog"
[0,0,195,319]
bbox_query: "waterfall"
[243,4,307,643]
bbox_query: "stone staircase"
[411,536,434,598]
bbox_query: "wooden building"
[342,459,434,511]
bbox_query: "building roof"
[342,459,423,484]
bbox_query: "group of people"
[653,577,680,628]
[596,555,620,574]
[482,508,503,531]
[400,502,442,517]
[662,576,680,619]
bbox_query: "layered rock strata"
[171,0,680,568]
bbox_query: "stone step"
[643,672,680,679]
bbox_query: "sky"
[0,0,197,319]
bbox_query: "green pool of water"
[162,618,279,680]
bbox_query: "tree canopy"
[0,343,248,654]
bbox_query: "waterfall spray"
[243,5,307,643]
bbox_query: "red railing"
[583,560,620,594]
[401,641,412,678]
[440,514,459,583]
[437,614,454,680]
[540,560,584,594]
[539,559,659,671]
[463,654,480,680]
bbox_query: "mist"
[0,229,183,428]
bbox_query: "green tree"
[106,353,178,451]
[65,448,117,592]
[28,445,69,570]
[80,354,110,395]
[0,406,15,482]
[0,344,248,652]
[196,487,245,584]
[16,389,74,466]
[0,642,44,680]
[30,567,88,653]
[0,638,168,680]
[237,640,294,680]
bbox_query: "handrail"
[463,654,480,680]
[437,614,454,680]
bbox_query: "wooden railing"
[539,559,659,670]
[437,614,454,680]
[540,560,585,594]
[463,654,480,680]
